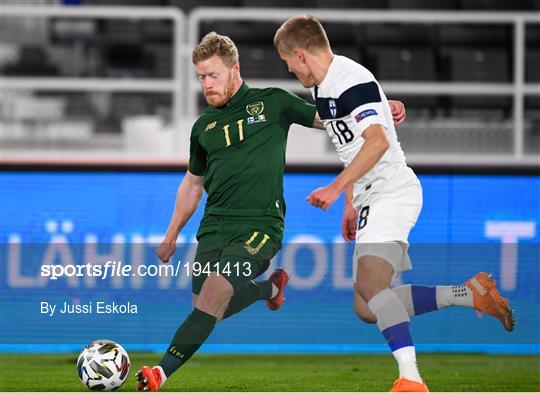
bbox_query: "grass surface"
[1,353,539,391]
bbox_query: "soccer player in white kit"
[274,15,515,392]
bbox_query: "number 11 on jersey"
[223,119,244,147]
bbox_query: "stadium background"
[1,0,539,390]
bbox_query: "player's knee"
[355,280,376,303]
[199,275,233,305]
[353,287,377,324]
[354,306,377,324]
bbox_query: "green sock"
[159,308,216,377]
[222,280,273,319]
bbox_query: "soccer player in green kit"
[136,32,406,392]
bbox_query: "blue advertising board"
[1,172,539,354]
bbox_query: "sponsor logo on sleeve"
[355,109,378,122]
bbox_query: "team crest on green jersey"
[246,101,264,116]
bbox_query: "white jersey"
[313,55,415,207]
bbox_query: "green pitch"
[1,353,538,391]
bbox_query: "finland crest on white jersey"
[313,55,409,202]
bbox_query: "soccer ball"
[77,339,131,391]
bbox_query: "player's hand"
[341,204,358,242]
[389,100,406,127]
[306,184,341,211]
[157,237,176,263]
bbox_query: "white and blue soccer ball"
[77,339,131,391]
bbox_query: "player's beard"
[205,70,235,108]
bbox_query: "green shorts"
[192,215,283,294]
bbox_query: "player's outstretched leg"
[135,305,218,391]
[221,279,272,319]
[221,268,289,318]
[390,272,515,331]
[136,273,229,392]
[135,269,290,391]
[356,254,429,393]
[355,272,516,332]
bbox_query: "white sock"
[367,289,423,384]
[270,283,279,299]
[436,285,473,308]
[392,346,423,383]
[153,366,167,386]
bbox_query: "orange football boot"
[465,272,516,332]
[266,268,289,311]
[136,366,162,392]
[390,378,429,392]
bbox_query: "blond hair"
[192,31,239,67]
[274,15,330,53]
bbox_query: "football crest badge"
[246,101,264,116]
[329,99,337,118]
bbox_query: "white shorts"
[352,167,423,278]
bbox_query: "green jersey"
[189,82,316,225]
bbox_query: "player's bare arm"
[341,183,357,242]
[311,100,405,130]
[306,125,389,210]
[157,171,204,263]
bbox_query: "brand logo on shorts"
[329,99,337,118]
[246,101,264,116]
[244,246,258,255]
